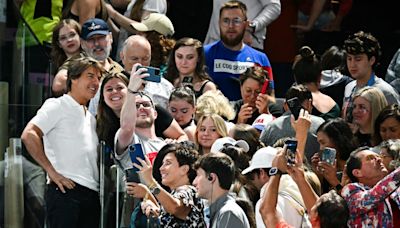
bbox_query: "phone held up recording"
[137,66,161,83]
[285,139,297,166]
[320,147,336,165]
[287,97,302,120]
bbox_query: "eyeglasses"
[244,88,261,97]
[221,17,245,27]
[59,32,77,43]
[86,35,107,45]
[136,101,153,109]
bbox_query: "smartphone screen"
[287,97,302,120]
[138,66,161,83]
[128,144,146,172]
[320,147,336,165]
[285,139,297,166]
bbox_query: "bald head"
[120,35,152,71]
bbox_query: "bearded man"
[204,0,274,101]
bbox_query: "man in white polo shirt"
[21,57,103,228]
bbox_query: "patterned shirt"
[341,167,400,227]
[160,185,206,228]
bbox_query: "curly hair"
[145,31,175,68]
[239,65,269,86]
[195,90,235,121]
[343,31,381,69]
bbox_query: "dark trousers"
[45,182,100,228]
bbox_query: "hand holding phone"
[320,147,336,165]
[285,139,297,166]
[287,97,302,120]
[129,144,146,172]
[137,66,161,83]
[125,168,140,183]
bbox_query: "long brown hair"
[145,31,175,68]
[165,37,211,84]
[96,72,129,147]
[51,19,82,72]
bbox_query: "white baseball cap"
[210,137,249,153]
[252,113,275,131]
[242,146,277,175]
[131,13,174,36]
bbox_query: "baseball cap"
[252,114,275,131]
[210,137,249,153]
[131,13,174,36]
[242,146,277,175]
[81,18,110,40]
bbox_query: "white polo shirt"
[31,94,99,191]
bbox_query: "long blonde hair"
[353,86,388,137]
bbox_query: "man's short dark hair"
[67,56,103,91]
[194,153,235,190]
[285,84,312,104]
[317,190,349,228]
[346,146,370,183]
[219,0,247,20]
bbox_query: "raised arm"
[117,64,147,153]
[74,0,101,25]
[135,156,191,220]
[287,164,319,213]
[259,149,285,227]
[292,109,311,162]
[105,3,139,34]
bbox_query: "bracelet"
[128,88,140,94]
[144,192,149,201]
[147,180,157,189]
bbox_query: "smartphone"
[320,147,336,165]
[125,168,140,183]
[285,139,297,166]
[129,144,146,172]
[287,97,302,120]
[261,79,269,94]
[137,66,161,83]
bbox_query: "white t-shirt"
[114,130,165,170]
[30,94,99,191]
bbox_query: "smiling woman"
[134,142,206,227]
[97,72,129,147]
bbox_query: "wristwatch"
[149,183,161,195]
[248,22,256,34]
[268,167,282,176]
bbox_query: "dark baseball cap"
[81,18,110,40]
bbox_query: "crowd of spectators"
[18,0,400,227]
